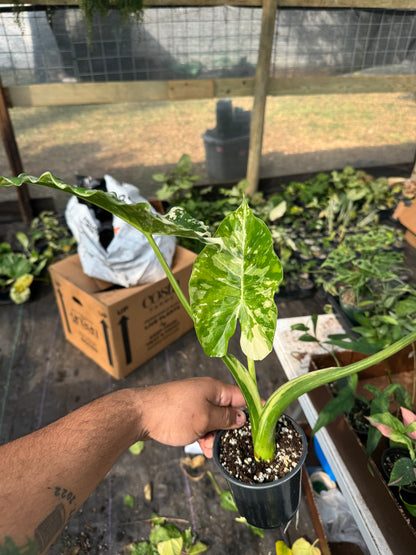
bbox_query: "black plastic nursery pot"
[212,414,308,529]
[381,447,416,506]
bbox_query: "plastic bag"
[313,487,370,554]
[65,174,176,287]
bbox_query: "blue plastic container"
[313,436,336,482]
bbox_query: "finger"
[207,405,246,434]
[216,382,246,408]
[198,433,215,458]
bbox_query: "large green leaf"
[0,173,217,245]
[189,199,283,360]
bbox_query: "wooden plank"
[6,81,168,107]
[246,0,278,195]
[168,79,214,100]
[268,74,416,95]
[1,0,415,9]
[5,74,416,109]
[0,79,32,223]
[215,78,255,98]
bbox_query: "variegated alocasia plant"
[1,173,416,462]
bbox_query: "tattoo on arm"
[34,504,65,553]
[33,486,78,553]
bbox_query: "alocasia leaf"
[189,199,283,360]
[0,173,218,245]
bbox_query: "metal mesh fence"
[0,6,415,86]
[271,8,416,77]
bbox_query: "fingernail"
[236,410,246,425]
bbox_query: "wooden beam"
[1,0,415,9]
[0,79,32,223]
[267,74,416,95]
[5,74,416,109]
[246,0,278,196]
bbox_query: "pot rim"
[213,413,308,491]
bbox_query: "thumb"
[209,405,246,432]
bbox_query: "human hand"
[137,377,246,457]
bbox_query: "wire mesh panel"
[0,6,261,85]
[0,6,415,86]
[271,8,416,77]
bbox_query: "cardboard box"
[49,246,196,379]
[393,200,416,248]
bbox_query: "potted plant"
[0,211,75,304]
[368,407,416,513]
[1,172,416,530]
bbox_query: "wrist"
[109,388,145,446]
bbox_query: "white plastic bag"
[313,487,370,554]
[65,174,176,287]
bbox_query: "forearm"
[0,388,142,553]
[0,377,246,553]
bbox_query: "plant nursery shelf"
[274,313,416,555]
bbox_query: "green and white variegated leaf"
[189,199,283,360]
[0,173,217,245]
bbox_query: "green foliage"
[368,407,416,488]
[154,157,407,298]
[125,514,207,555]
[124,494,135,507]
[0,537,39,554]
[0,211,76,304]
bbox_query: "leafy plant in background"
[154,157,408,295]
[0,211,75,304]
[2,173,416,465]
[291,316,413,455]
[368,407,416,488]
[124,514,207,555]
[0,536,38,554]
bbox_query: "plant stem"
[412,342,416,407]
[145,232,193,319]
[247,357,257,384]
[254,331,416,461]
[145,233,264,436]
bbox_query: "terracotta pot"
[212,414,308,529]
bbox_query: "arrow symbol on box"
[119,315,132,364]
[57,288,71,334]
[101,319,113,366]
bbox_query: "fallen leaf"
[129,441,145,455]
[275,540,292,554]
[180,455,206,481]
[144,482,152,501]
[292,538,321,555]
[124,494,134,508]
[157,537,183,555]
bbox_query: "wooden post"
[246,0,278,196]
[411,149,416,180]
[0,79,32,223]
